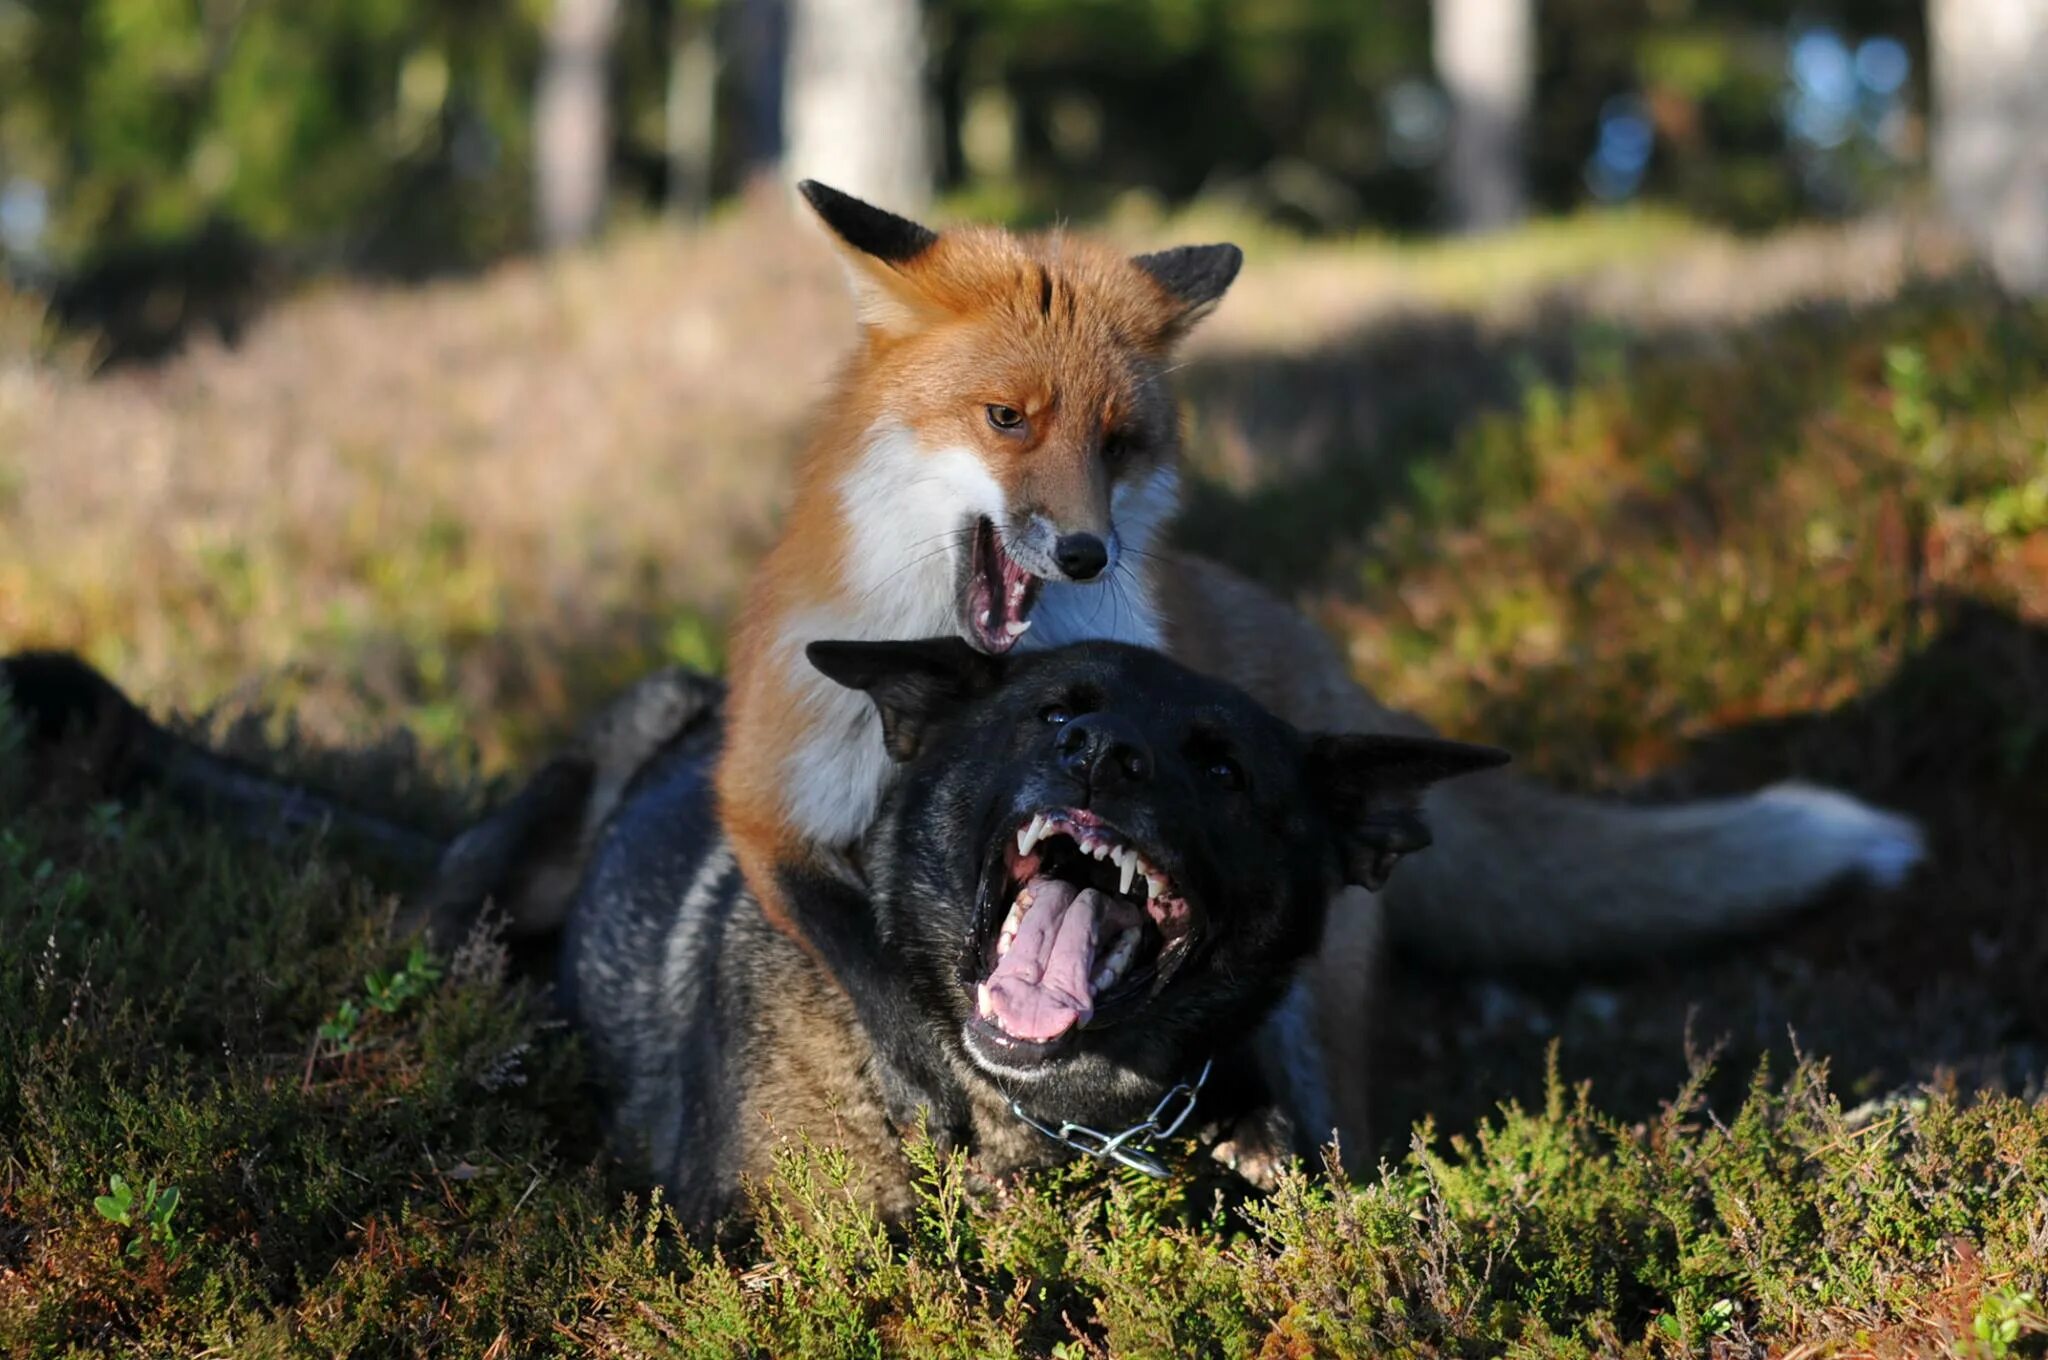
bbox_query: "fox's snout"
[1005,446,1123,582]
[1008,500,1118,584]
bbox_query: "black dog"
[558,638,1504,1229]
[0,642,1503,1232]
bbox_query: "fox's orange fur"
[719,205,1201,933]
[715,182,1925,1153]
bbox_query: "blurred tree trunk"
[1930,0,2048,294]
[730,0,788,178]
[535,0,621,250]
[782,0,932,211]
[1433,0,1533,231]
[666,2,719,221]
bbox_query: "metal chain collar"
[1008,1058,1213,1179]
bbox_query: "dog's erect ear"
[1305,733,1510,892]
[806,638,1008,762]
[1132,243,1243,336]
[798,180,942,335]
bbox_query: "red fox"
[717,182,1925,1152]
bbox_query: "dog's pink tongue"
[985,878,1103,1043]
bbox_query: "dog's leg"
[770,858,973,1151]
[403,667,724,949]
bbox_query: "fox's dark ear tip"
[796,180,938,264]
[1132,242,1244,311]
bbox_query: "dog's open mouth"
[963,516,1043,654]
[966,809,1197,1064]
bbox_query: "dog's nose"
[1055,714,1152,788]
[1053,533,1109,581]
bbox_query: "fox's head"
[799,181,1240,655]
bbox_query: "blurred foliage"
[0,0,541,277]
[0,0,1931,301]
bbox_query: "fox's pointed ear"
[798,180,941,334]
[806,638,1006,762]
[799,181,937,263]
[1132,243,1243,335]
[1305,733,1509,892]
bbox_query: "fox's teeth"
[1118,852,1137,896]
[1008,579,1025,603]
[1146,872,1166,901]
[1004,618,1032,638]
[1089,839,1112,861]
[980,610,992,627]
[1017,814,1047,856]
[976,982,995,1018]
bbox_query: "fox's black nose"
[1055,713,1152,788]
[1054,533,1109,581]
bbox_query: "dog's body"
[0,643,1499,1231]
[563,639,1502,1228]
[710,185,1926,1155]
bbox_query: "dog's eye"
[1207,757,1245,790]
[1040,704,1073,726]
[986,404,1025,432]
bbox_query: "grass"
[3,199,2047,1354]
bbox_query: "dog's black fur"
[558,638,1504,1228]
[0,641,1504,1234]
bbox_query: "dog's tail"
[1,650,445,871]
[1382,763,1923,972]
[1,651,720,947]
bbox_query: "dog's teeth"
[1004,618,1032,637]
[1090,840,1111,861]
[1118,853,1137,895]
[976,982,994,1018]
[1092,928,1141,992]
[997,892,1029,956]
[1017,814,1046,856]
[1146,872,1166,901]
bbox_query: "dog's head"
[798,181,1241,652]
[807,638,1507,1127]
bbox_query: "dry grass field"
[4,196,2047,1355]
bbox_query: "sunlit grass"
[4,206,2046,1354]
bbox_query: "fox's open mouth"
[964,808,1198,1068]
[963,517,1043,653]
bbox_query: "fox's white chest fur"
[773,423,1178,848]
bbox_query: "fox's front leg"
[734,829,972,1149]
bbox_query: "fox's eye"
[1040,704,1072,726]
[1207,757,1245,790]
[986,404,1025,432]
